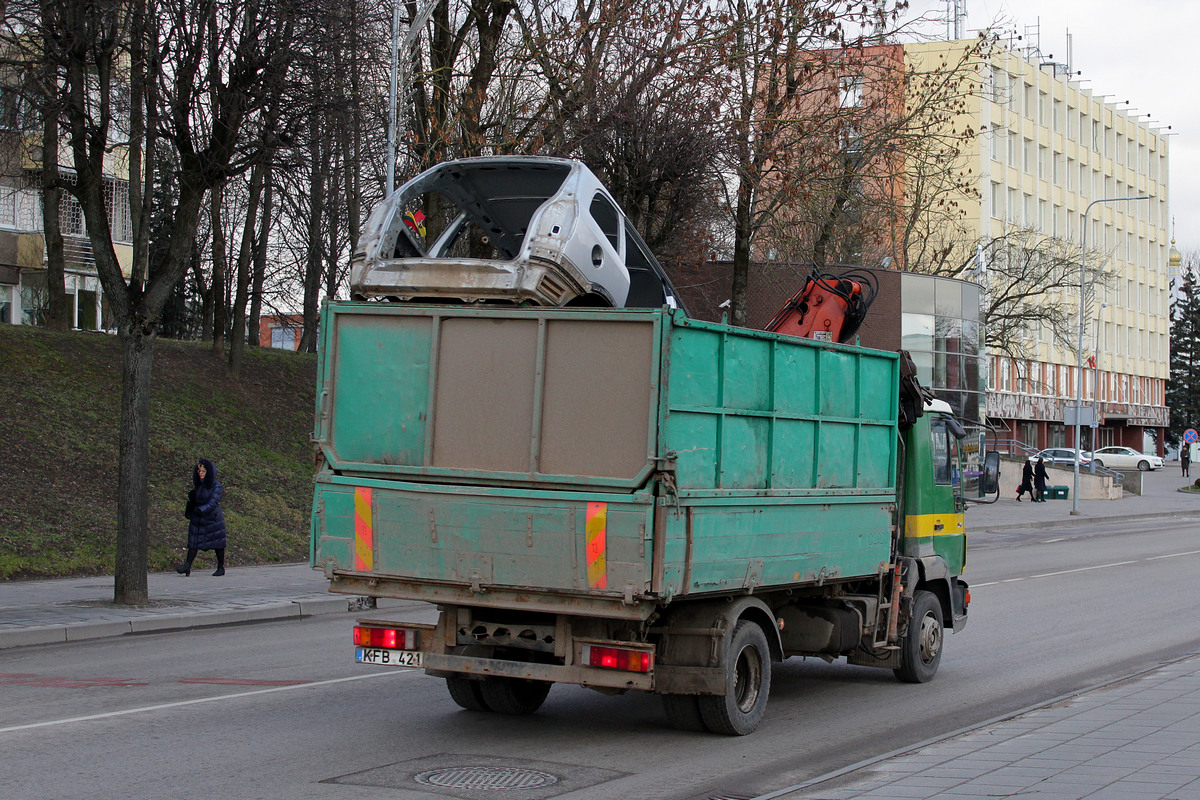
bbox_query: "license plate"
[355,647,423,667]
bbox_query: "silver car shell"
[350,156,633,307]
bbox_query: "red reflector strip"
[353,626,413,649]
[584,645,653,673]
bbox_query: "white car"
[1086,446,1164,472]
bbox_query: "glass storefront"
[900,273,985,424]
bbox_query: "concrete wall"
[997,456,1123,501]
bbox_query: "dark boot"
[213,548,225,576]
[212,567,225,576]
[176,562,192,576]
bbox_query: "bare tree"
[29,0,314,603]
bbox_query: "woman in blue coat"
[177,458,227,576]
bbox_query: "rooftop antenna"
[946,0,967,40]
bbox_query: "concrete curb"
[0,595,362,651]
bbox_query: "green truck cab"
[311,302,987,734]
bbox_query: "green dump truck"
[311,301,985,734]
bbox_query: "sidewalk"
[0,561,366,650]
[764,652,1200,800]
[966,465,1200,534]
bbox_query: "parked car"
[1029,448,1091,467]
[1085,446,1164,471]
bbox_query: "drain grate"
[414,766,559,791]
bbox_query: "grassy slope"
[0,324,318,579]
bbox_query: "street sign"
[1065,406,1096,427]
[1185,429,1198,444]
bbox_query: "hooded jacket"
[187,458,227,550]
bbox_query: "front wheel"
[1138,460,1151,471]
[1092,459,1104,469]
[698,620,771,735]
[478,676,551,715]
[894,589,944,684]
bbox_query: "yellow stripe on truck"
[905,513,965,538]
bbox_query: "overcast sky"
[903,0,1199,258]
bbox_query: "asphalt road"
[2,516,1199,800]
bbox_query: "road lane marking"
[1147,549,1200,561]
[0,670,411,734]
[965,550,1200,589]
[1031,561,1137,579]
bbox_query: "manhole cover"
[415,766,559,791]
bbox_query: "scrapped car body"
[349,156,682,311]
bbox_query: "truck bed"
[312,304,901,615]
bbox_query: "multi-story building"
[0,81,133,329]
[903,35,1171,454]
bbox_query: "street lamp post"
[1089,302,1107,473]
[1072,196,1151,514]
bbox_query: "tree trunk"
[113,322,155,604]
[248,175,272,346]
[228,160,267,376]
[298,133,328,353]
[730,175,753,328]
[40,45,70,331]
[210,182,228,354]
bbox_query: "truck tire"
[698,621,771,735]
[446,676,491,712]
[894,589,944,684]
[662,694,708,732]
[478,676,551,715]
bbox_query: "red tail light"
[583,644,653,673]
[354,626,414,649]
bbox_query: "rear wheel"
[698,621,771,735]
[894,589,944,684]
[446,676,491,712]
[478,676,551,715]
[662,694,708,732]
[1138,460,1151,471]
[1092,459,1104,468]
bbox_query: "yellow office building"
[906,38,1170,454]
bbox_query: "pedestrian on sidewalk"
[1033,457,1049,502]
[1182,446,1191,478]
[1017,460,1034,501]
[177,458,227,577]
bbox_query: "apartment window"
[1054,99,1064,133]
[991,66,1006,103]
[1039,200,1048,232]
[991,128,1003,162]
[1039,92,1049,125]
[1024,194,1034,226]
[1067,157,1075,191]
[991,182,1003,219]
[1092,120,1101,151]
[1039,146,1048,179]
[1008,188,1018,221]
[0,185,16,228]
[1116,133,1124,165]
[838,76,863,108]
[1024,83,1035,117]
[1024,139,1033,174]
[1008,131,1019,167]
